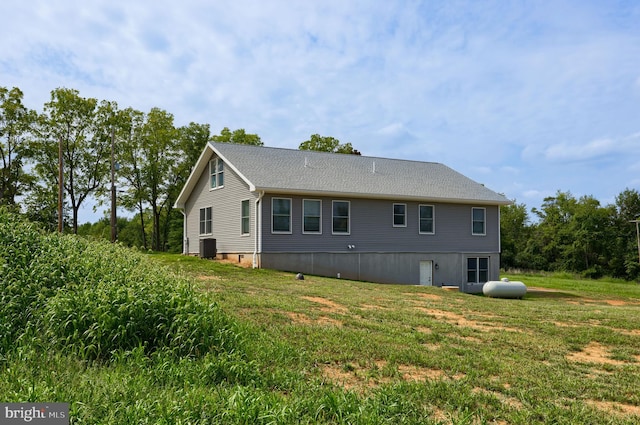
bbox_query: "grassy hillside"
[2,210,639,423]
[154,254,640,424]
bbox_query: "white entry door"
[419,260,433,286]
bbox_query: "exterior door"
[419,260,433,286]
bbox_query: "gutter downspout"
[497,206,501,254]
[181,210,188,255]
[253,191,264,268]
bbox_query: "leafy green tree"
[0,87,36,207]
[611,188,640,279]
[117,107,149,249]
[211,127,262,146]
[299,134,360,154]
[138,108,180,251]
[160,122,212,252]
[529,191,579,271]
[526,191,618,277]
[500,201,531,270]
[31,88,114,233]
[567,195,614,277]
[180,122,211,171]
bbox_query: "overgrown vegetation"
[0,208,240,359]
[2,209,640,423]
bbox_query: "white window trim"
[241,199,250,236]
[199,206,212,236]
[332,200,351,235]
[419,204,435,235]
[393,203,407,228]
[271,197,292,234]
[209,158,224,191]
[302,199,322,234]
[472,207,486,236]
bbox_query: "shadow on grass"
[524,288,581,300]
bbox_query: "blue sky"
[2,0,640,223]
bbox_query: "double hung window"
[332,201,350,234]
[472,207,486,235]
[272,198,292,233]
[303,199,322,233]
[209,158,224,189]
[419,205,434,234]
[199,207,212,235]
[393,203,406,227]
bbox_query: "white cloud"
[540,132,640,162]
[544,138,616,161]
[2,0,640,220]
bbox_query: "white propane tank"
[483,278,527,299]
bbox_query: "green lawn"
[149,254,640,424]
[3,249,640,424]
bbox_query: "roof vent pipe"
[372,161,376,173]
[304,157,309,167]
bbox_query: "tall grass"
[0,208,241,360]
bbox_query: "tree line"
[0,86,357,252]
[501,189,640,280]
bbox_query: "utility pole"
[631,219,640,265]
[57,137,63,233]
[110,127,117,243]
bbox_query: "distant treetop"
[299,134,361,155]
[211,127,263,146]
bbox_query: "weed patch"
[0,209,241,360]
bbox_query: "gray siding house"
[174,142,511,290]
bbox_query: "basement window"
[467,257,489,283]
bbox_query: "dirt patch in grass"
[195,274,224,291]
[566,342,628,366]
[301,296,349,314]
[412,293,443,301]
[316,316,343,327]
[359,304,389,311]
[617,328,640,337]
[553,319,602,328]
[423,343,441,351]
[399,364,452,381]
[285,312,314,325]
[455,335,483,343]
[415,326,433,335]
[586,400,640,417]
[196,274,223,281]
[285,311,343,327]
[583,298,640,306]
[567,298,640,306]
[320,361,464,391]
[472,387,524,410]
[415,307,520,333]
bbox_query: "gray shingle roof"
[175,142,511,207]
